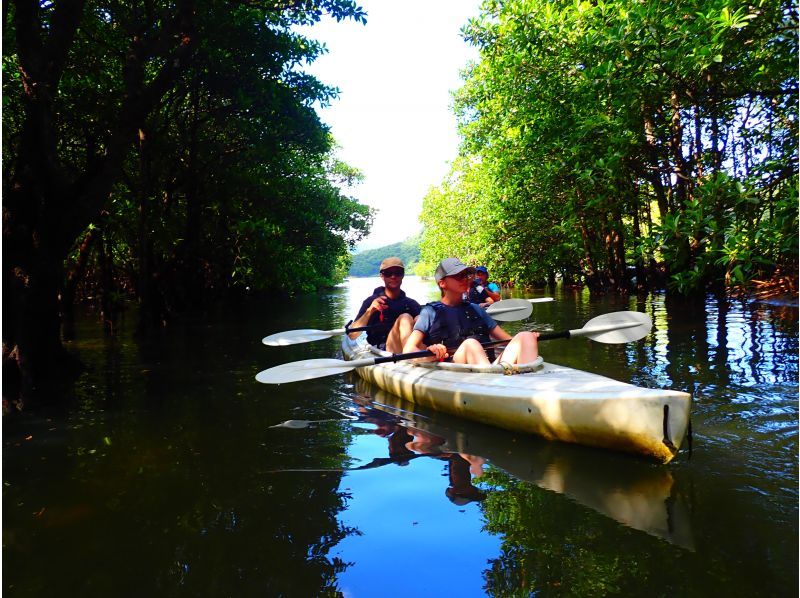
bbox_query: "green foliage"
[349,234,421,277]
[420,0,798,294]
[3,0,374,313]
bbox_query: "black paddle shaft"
[537,330,571,341]
[373,350,436,364]
[480,331,570,348]
[372,342,494,364]
[344,320,380,334]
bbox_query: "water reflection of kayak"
[355,379,695,551]
[342,338,691,464]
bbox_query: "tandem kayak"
[341,336,692,463]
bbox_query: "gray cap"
[434,258,476,282]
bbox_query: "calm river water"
[3,277,798,596]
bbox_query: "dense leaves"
[420,0,798,294]
[2,0,372,397]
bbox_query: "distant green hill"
[349,234,421,277]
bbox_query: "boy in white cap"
[402,257,538,365]
[347,257,421,352]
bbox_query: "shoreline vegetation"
[3,2,373,403]
[3,0,796,404]
[350,238,798,302]
[415,0,797,297]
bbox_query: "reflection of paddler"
[442,453,487,506]
[355,378,694,550]
[401,427,487,505]
[403,426,446,454]
[399,426,487,505]
[353,395,489,505]
[387,426,416,466]
[354,402,419,467]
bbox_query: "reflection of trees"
[479,462,796,596]
[662,294,711,394]
[659,293,799,401]
[479,470,684,596]
[5,414,358,595]
[4,315,359,595]
[481,472,630,595]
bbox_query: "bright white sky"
[296,0,482,250]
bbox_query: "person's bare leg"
[385,313,415,353]
[495,331,539,364]
[452,338,491,365]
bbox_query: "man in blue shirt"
[468,265,502,305]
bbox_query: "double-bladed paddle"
[256,310,652,385]
[261,297,553,346]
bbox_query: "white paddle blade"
[262,328,345,346]
[256,357,376,384]
[528,298,555,304]
[485,298,534,321]
[256,358,354,384]
[270,419,314,429]
[576,311,652,343]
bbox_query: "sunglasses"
[449,271,473,281]
[381,269,405,278]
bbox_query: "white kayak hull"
[342,339,692,463]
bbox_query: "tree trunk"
[136,127,166,334]
[60,226,100,340]
[642,110,670,220]
[693,103,704,179]
[183,83,204,309]
[97,229,117,334]
[578,219,604,293]
[669,90,690,209]
[3,238,84,401]
[609,207,627,292]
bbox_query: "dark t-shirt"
[354,286,421,347]
[467,280,490,304]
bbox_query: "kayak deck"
[342,338,691,463]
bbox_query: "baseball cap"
[379,257,405,272]
[476,266,489,274]
[434,258,476,282]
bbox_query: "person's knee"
[462,338,483,350]
[455,338,489,365]
[396,313,413,326]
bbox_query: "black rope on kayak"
[662,405,676,451]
